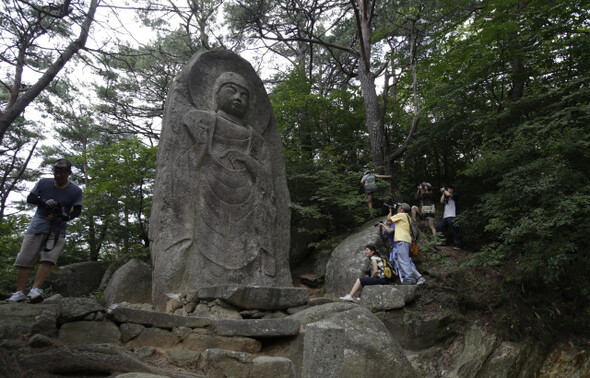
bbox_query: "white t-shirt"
[443,197,456,218]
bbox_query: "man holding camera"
[6,159,83,303]
[436,185,463,249]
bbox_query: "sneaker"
[339,294,354,301]
[6,291,26,302]
[417,277,426,286]
[26,288,44,303]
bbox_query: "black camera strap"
[42,221,63,252]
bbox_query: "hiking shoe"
[417,277,426,286]
[339,294,354,301]
[6,291,26,302]
[26,288,44,303]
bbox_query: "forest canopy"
[0,0,589,332]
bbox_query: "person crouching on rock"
[340,245,389,301]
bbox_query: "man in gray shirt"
[6,159,83,303]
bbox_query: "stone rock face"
[108,305,212,328]
[211,318,300,338]
[0,303,59,339]
[361,285,416,311]
[46,261,107,297]
[58,320,121,344]
[201,348,253,378]
[447,325,497,378]
[251,356,296,378]
[150,50,292,311]
[378,310,460,350]
[104,259,152,307]
[265,302,417,378]
[196,285,308,310]
[301,322,345,378]
[325,219,393,296]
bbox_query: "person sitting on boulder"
[340,245,389,301]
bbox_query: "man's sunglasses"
[53,166,70,172]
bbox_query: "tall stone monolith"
[149,50,292,311]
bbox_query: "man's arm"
[375,174,392,179]
[66,205,82,221]
[27,192,44,206]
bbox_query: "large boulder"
[46,261,107,297]
[104,259,152,307]
[325,218,392,296]
[262,302,417,378]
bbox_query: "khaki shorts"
[14,233,66,268]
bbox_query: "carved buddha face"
[217,82,249,119]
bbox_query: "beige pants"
[14,233,66,268]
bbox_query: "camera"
[45,202,68,220]
[383,202,398,211]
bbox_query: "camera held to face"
[383,202,398,211]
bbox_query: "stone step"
[195,285,309,310]
[211,318,300,338]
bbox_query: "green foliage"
[270,69,370,260]
[73,138,157,262]
[0,215,30,296]
[466,77,590,291]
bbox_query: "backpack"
[364,173,376,191]
[381,257,397,282]
[405,214,420,257]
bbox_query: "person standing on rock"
[386,203,416,285]
[5,159,83,303]
[340,245,389,301]
[360,170,392,213]
[436,185,463,249]
[378,213,425,285]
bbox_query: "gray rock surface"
[201,348,253,378]
[150,50,291,311]
[325,218,394,296]
[447,325,498,378]
[0,302,59,339]
[196,285,308,310]
[264,302,417,378]
[58,297,104,323]
[59,320,121,344]
[301,321,344,378]
[360,284,416,311]
[108,305,212,328]
[251,356,296,378]
[211,318,300,338]
[104,259,152,307]
[46,261,107,297]
[378,310,460,350]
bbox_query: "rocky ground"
[291,227,590,377]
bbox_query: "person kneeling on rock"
[340,245,389,301]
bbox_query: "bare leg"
[32,262,54,289]
[349,279,362,297]
[16,267,32,292]
[428,218,437,236]
[367,194,373,210]
[411,206,419,218]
